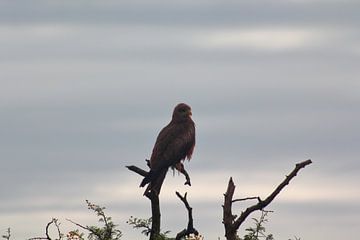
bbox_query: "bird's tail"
[140,168,168,195]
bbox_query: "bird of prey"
[140,103,195,195]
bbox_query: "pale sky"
[1,1,360,239]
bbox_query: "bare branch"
[232,197,260,203]
[66,219,88,231]
[126,165,148,177]
[45,220,52,240]
[146,191,161,240]
[223,159,312,240]
[53,219,62,240]
[223,177,236,240]
[28,218,61,240]
[175,192,199,240]
[126,161,161,240]
[127,160,193,239]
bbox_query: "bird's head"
[172,103,192,122]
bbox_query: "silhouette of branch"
[28,218,61,240]
[223,159,312,240]
[147,191,161,240]
[126,162,160,240]
[127,159,193,239]
[232,197,260,203]
[127,163,191,186]
[126,165,148,177]
[66,219,88,231]
[175,192,199,240]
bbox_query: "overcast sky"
[1,0,359,239]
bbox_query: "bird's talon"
[184,180,191,186]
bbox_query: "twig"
[232,197,260,203]
[223,159,312,240]
[66,219,102,240]
[126,165,148,177]
[52,219,62,240]
[28,218,61,240]
[66,219,88,231]
[175,192,199,240]
[45,220,52,240]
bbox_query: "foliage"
[66,229,85,240]
[13,201,300,240]
[83,200,122,240]
[126,216,171,240]
[126,216,152,236]
[239,210,274,240]
[237,211,300,240]
[67,200,122,240]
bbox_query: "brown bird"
[140,103,196,195]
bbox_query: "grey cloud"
[1,0,359,27]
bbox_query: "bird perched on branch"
[140,103,196,195]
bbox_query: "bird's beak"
[188,110,192,116]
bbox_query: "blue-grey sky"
[1,0,359,239]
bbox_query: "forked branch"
[223,159,312,240]
[175,192,199,240]
[127,159,194,240]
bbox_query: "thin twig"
[29,219,60,240]
[66,219,88,231]
[45,219,53,240]
[66,219,103,240]
[232,197,260,203]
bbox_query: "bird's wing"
[150,122,195,171]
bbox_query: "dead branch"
[128,164,191,186]
[175,192,199,240]
[126,163,161,240]
[28,218,61,240]
[66,219,88,231]
[126,165,148,177]
[223,159,312,240]
[147,191,161,240]
[127,159,193,240]
[232,197,260,203]
[223,177,236,240]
